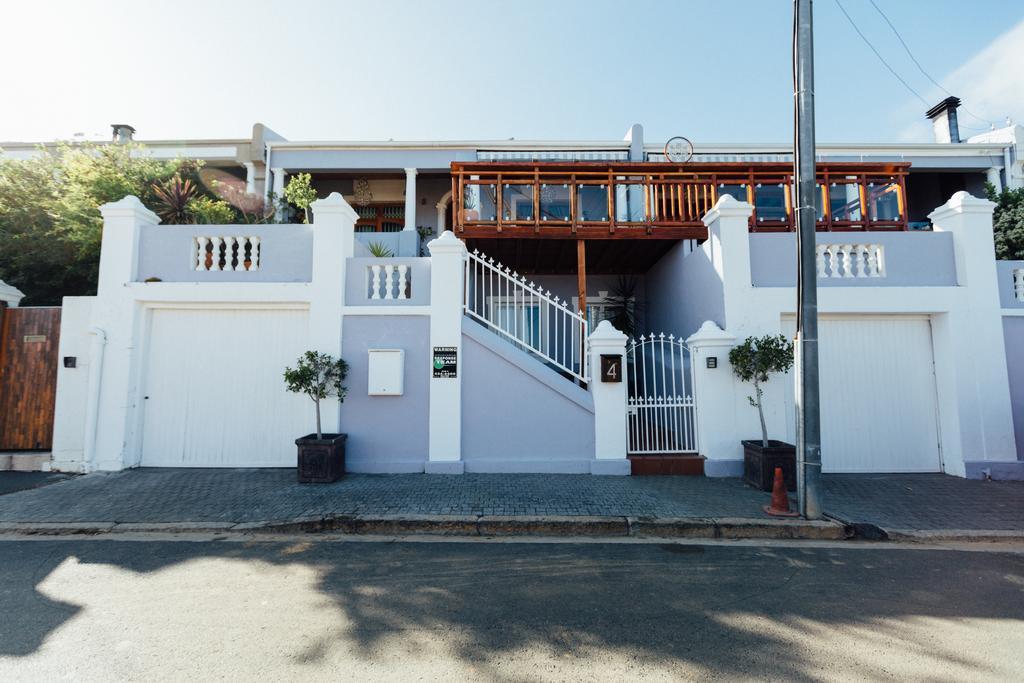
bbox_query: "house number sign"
[432,346,457,378]
[600,354,622,383]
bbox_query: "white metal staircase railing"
[464,249,590,382]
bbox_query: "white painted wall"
[689,193,1018,479]
[51,194,357,472]
[50,297,95,472]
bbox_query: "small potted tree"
[728,334,796,491]
[284,351,349,483]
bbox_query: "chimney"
[111,123,136,143]
[925,97,961,144]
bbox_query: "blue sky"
[2,0,1022,144]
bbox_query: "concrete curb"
[0,514,851,540]
[883,528,1024,543]
[822,513,1024,544]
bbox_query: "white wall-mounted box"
[367,349,405,396]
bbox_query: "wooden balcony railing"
[451,161,910,239]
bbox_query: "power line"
[868,0,996,128]
[833,0,929,108]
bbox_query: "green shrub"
[187,196,237,224]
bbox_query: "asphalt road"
[0,537,1022,681]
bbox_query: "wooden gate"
[0,306,61,450]
[626,333,697,455]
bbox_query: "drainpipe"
[264,141,273,203]
[82,326,107,472]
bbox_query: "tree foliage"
[284,172,317,223]
[728,334,794,447]
[283,351,349,439]
[0,143,186,304]
[986,182,1024,261]
[0,143,258,304]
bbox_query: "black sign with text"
[433,346,457,378]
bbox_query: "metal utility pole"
[793,0,823,519]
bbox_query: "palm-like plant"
[602,276,642,339]
[151,176,198,224]
[366,241,394,257]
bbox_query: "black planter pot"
[296,433,347,483]
[742,440,796,492]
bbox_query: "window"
[355,205,404,232]
[575,292,636,330]
[614,180,646,222]
[464,183,497,221]
[717,184,749,203]
[488,298,541,348]
[540,183,571,222]
[829,181,863,222]
[754,183,788,223]
[502,184,534,221]
[577,184,609,222]
[866,180,902,222]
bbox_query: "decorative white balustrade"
[816,243,885,279]
[193,235,261,272]
[464,249,590,382]
[367,263,412,300]
[1014,268,1024,302]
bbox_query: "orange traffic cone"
[763,467,799,517]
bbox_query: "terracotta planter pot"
[742,440,796,491]
[296,433,346,483]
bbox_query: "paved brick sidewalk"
[824,473,1024,531]
[0,469,773,524]
[0,469,1019,532]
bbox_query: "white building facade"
[28,114,1024,480]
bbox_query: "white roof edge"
[268,139,1009,155]
[267,139,633,151]
[645,142,1010,154]
[3,136,1009,156]
[0,138,249,149]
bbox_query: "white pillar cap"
[589,320,628,347]
[310,192,359,222]
[928,191,996,224]
[0,280,25,307]
[98,195,160,224]
[427,230,467,256]
[702,194,754,226]
[686,320,736,347]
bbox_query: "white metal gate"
[626,334,697,454]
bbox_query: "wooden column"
[576,239,587,320]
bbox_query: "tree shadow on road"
[2,539,1023,679]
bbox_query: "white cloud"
[899,19,1024,141]
[945,19,1024,127]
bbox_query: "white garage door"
[785,316,942,473]
[140,308,311,467]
